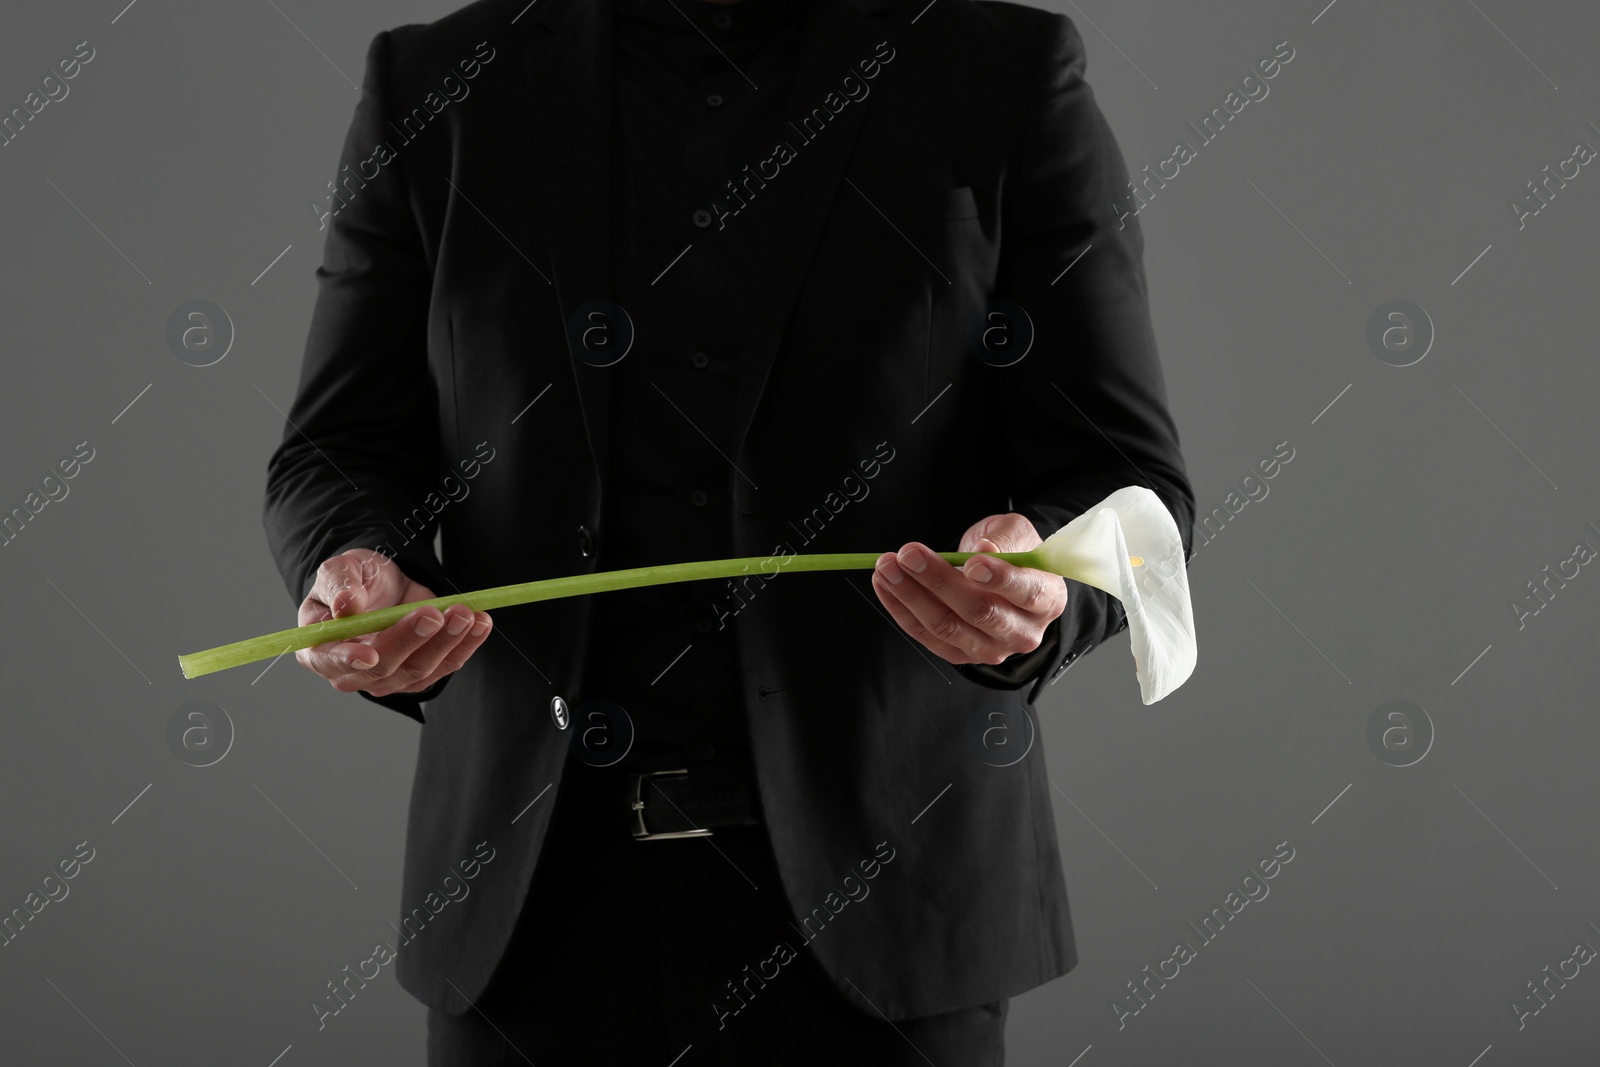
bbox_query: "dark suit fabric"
[424,760,1008,1064]
[264,0,1195,1026]
[573,0,808,779]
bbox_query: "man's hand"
[295,548,492,697]
[871,513,1067,667]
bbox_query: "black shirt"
[575,0,809,779]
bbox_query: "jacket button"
[577,524,595,558]
[692,208,714,229]
[689,489,708,507]
[690,350,710,369]
[550,695,570,730]
[695,742,716,761]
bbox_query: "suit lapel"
[526,0,616,484]
[730,0,890,464]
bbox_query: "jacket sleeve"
[262,28,451,724]
[957,12,1195,705]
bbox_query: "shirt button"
[710,11,732,29]
[692,208,714,229]
[696,615,714,635]
[690,350,710,369]
[695,742,716,761]
[550,695,570,731]
[705,93,725,109]
[689,489,708,507]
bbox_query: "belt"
[621,767,762,841]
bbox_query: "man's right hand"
[295,548,492,698]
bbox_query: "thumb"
[974,513,1039,553]
[959,515,999,553]
[318,554,370,617]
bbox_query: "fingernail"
[350,653,377,670]
[415,614,443,637]
[471,620,490,638]
[898,546,927,573]
[446,612,470,637]
[966,559,992,583]
[877,556,904,584]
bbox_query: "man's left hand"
[871,513,1067,666]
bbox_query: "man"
[265,0,1193,1061]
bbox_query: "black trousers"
[426,762,1009,1065]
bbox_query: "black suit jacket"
[265,0,1193,1020]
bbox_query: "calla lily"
[178,486,1196,702]
[1030,485,1196,704]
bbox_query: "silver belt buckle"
[630,768,715,841]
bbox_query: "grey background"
[2,0,1597,1063]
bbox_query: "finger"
[877,550,1015,663]
[322,605,447,689]
[297,637,382,680]
[354,605,477,696]
[294,595,381,678]
[870,559,972,663]
[383,610,494,695]
[962,554,1066,617]
[893,542,1028,649]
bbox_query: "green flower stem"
[177,550,1044,680]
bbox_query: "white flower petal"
[1033,486,1196,704]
